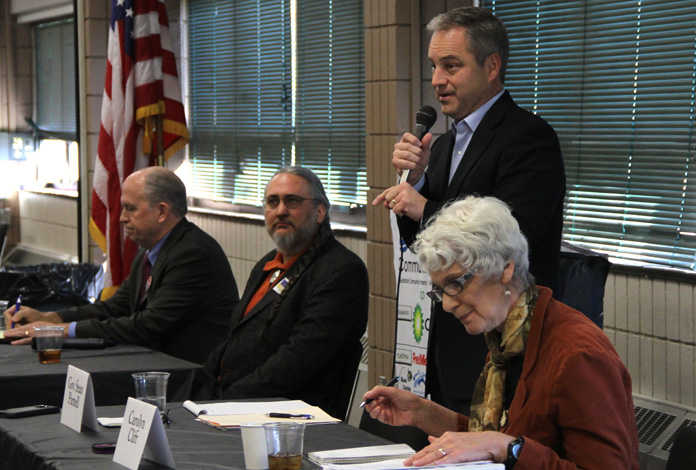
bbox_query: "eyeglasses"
[264,195,318,210]
[426,272,474,302]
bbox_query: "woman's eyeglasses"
[426,272,474,302]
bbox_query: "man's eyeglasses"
[426,272,474,302]
[264,195,318,210]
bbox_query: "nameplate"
[113,397,175,469]
[60,365,98,432]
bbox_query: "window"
[187,0,366,214]
[483,1,696,271]
[32,17,78,190]
[35,18,76,135]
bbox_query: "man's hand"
[3,321,69,345]
[3,305,61,329]
[372,183,427,221]
[393,132,433,185]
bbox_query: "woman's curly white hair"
[413,196,533,289]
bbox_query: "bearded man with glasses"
[191,167,368,419]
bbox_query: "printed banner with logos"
[390,212,432,397]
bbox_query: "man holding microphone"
[373,7,565,415]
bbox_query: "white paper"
[97,417,123,427]
[113,397,175,470]
[182,400,203,416]
[308,444,415,465]
[183,399,309,416]
[60,365,98,432]
[321,458,503,470]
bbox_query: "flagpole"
[156,115,164,166]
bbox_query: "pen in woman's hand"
[360,376,400,408]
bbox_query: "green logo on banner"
[412,304,423,343]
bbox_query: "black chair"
[327,341,364,421]
[555,243,611,328]
[666,424,696,470]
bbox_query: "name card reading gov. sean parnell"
[113,397,175,469]
[60,365,98,432]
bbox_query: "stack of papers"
[321,458,504,470]
[182,400,341,428]
[307,444,415,466]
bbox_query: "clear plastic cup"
[34,325,65,364]
[264,422,305,470]
[131,371,170,414]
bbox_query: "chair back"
[555,244,611,328]
[326,340,363,420]
[666,425,696,470]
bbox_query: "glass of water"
[0,300,9,333]
[132,371,170,419]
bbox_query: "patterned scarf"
[468,286,537,431]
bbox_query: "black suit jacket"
[398,91,565,414]
[60,218,239,364]
[194,223,368,419]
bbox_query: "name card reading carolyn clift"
[113,397,175,469]
[60,365,98,432]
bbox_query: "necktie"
[139,256,152,305]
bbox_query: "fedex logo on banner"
[412,352,427,366]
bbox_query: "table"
[0,403,389,469]
[0,344,201,409]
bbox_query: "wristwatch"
[504,436,524,469]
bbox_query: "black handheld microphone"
[400,105,437,184]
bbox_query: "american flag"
[90,0,189,298]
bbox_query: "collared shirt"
[413,89,505,191]
[146,230,171,268]
[243,251,302,317]
[68,231,173,337]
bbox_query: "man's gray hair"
[270,166,331,212]
[427,7,509,83]
[143,167,187,218]
[414,196,533,290]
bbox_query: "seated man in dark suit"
[4,167,239,364]
[192,167,368,419]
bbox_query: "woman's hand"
[362,386,425,428]
[404,431,516,466]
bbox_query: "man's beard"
[270,217,319,255]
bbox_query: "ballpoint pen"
[266,412,314,420]
[11,294,21,329]
[360,376,400,408]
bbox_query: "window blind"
[294,0,366,207]
[188,0,365,209]
[35,18,76,134]
[484,0,696,271]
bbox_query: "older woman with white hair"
[363,196,639,470]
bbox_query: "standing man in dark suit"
[5,167,239,364]
[193,167,368,419]
[373,7,565,414]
